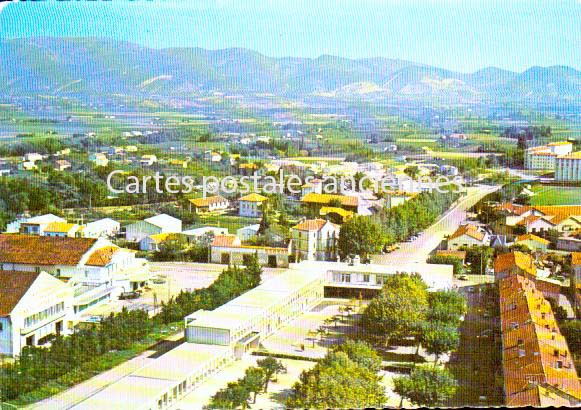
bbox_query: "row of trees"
[157,254,262,323]
[337,191,460,259]
[285,340,387,408]
[208,357,287,409]
[0,256,263,403]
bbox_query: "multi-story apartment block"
[556,152,581,182]
[525,142,573,170]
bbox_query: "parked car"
[119,291,140,300]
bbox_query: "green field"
[529,185,581,206]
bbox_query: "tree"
[404,165,420,179]
[208,381,251,409]
[244,253,263,288]
[427,255,464,275]
[419,322,460,363]
[333,340,382,372]
[242,367,265,403]
[337,215,384,260]
[393,366,457,407]
[560,321,581,357]
[361,274,429,345]
[286,351,387,408]
[257,357,287,392]
[427,290,467,325]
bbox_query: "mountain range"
[1,37,581,104]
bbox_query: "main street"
[371,184,500,265]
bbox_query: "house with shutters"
[447,224,489,250]
[290,219,340,261]
[210,234,290,267]
[188,196,230,214]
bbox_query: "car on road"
[151,277,167,284]
[458,274,468,281]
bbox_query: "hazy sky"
[1,0,581,72]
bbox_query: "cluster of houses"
[0,149,74,174]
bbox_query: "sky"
[1,0,581,73]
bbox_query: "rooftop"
[188,195,228,207]
[448,224,485,241]
[0,271,40,316]
[301,193,359,207]
[494,251,537,276]
[239,193,268,202]
[0,234,97,266]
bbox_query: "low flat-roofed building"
[297,260,454,298]
[72,343,233,410]
[185,268,324,349]
[210,234,291,267]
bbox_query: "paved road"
[371,185,500,265]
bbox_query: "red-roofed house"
[210,234,291,267]
[291,219,340,261]
[447,224,489,250]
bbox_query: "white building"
[18,213,66,235]
[140,155,158,166]
[525,142,573,170]
[82,218,121,238]
[0,271,74,356]
[0,234,150,313]
[236,224,260,241]
[291,219,340,261]
[447,223,489,250]
[125,214,182,242]
[23,152,43,163]
[188,196,230,214]
[185,268,324,347]
[89,153,109,167]
[556,152,581,182]
[238,193,268,218]
[182,226,228,241]
[210,234,290,267]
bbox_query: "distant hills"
[1,37,581,104]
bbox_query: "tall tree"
[242,367,266,403]
[257,357,287,392]
[337,215,384,260]
[361,273,429,345]
[286,351,387,408]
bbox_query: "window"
[0,322,3,331]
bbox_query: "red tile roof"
[292,219,328,232]
[0,271,40,316]
[0,234,97,266]
[499,275,581,406]
[494,251,536,276]
[211,234,241,247]
[85,246,119,267]
[448,224,485,241]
